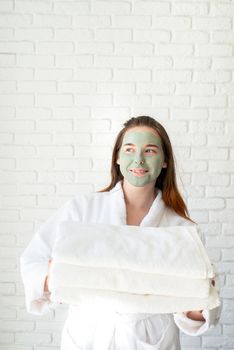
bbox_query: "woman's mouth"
[129,168,149,176]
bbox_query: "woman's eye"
[145,149,156,154]
[125,148,134,153]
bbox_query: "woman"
[20,116,221,350]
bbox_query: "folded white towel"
[53,223,214,278]
[51,263,211,298]
[50,285,220,314]
[49,223,220,313]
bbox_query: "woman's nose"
[134,152,145,165]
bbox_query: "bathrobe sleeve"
[20,198,83,315]
[173,226,222,336]
[173,304,221,336]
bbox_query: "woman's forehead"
[123,127,161,144]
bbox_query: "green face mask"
[117,130,166,187]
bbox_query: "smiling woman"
[20,116,221,350]
[116,127,167,187]
[101,116,192,223]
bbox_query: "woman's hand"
[44,259,52,292]
[184,310,205,321]
[183,278,216,321]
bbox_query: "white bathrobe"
[20,181,221,350]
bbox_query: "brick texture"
[0,1,233,349]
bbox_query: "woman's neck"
[121,180,157,210]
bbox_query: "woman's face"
[117,126,166,187]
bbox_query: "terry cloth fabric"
[49,223,220,314]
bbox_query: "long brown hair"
[99,116,193,222]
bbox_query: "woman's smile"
[129,168,149,176]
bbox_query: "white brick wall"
[0,1,233,349]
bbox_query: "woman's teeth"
[130,169,148,174]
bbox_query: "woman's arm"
[173,279,221,335]
[20,232,54,315]
[20,199,77,315]
[173,304,222,336]
[183,279,216,321]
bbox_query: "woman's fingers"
[185,310,205,321]
[44,259,52,292]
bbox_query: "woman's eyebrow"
[123,143,159,148]
[145,144,159,148]
[123,143,135,146]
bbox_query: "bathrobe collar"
[109,180,166,227]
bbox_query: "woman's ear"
[162,162,167,168]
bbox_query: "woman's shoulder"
[161,205,196,227]
[160,206,205,241]
[71,187,113,208]
[73,181,121,202]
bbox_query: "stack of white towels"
[49,223,220,313]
